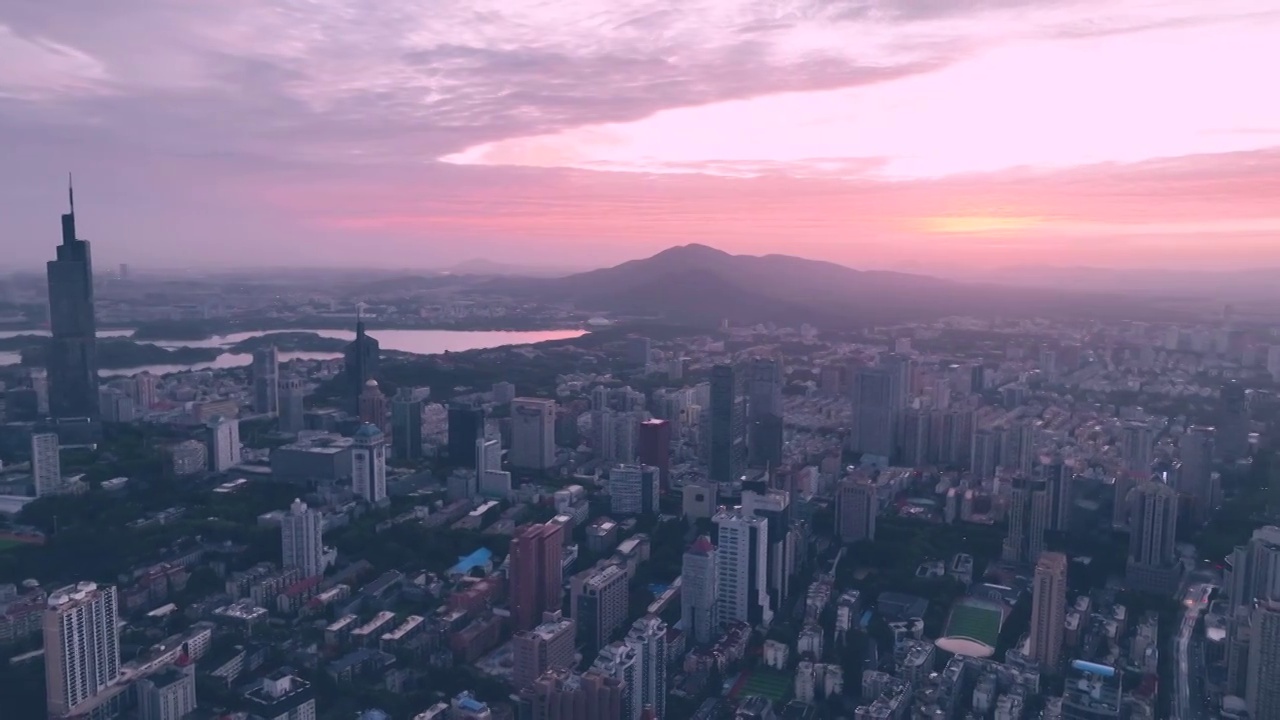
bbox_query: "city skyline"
[2,0,1278,272]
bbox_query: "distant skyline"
[2,0,1278,272]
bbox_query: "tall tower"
[625,615,668,720]
[206,416,241,472]
[281,498,324,578]
[342,308,380,413]
[251,346,279,415]
[1220,381,1250,461]
[1247,600,1280,720]
[714,509,772,628]
[1126,480,1181,594]
[46,177,100,420]
[1229,526,1280,612]
[1179,426,1215,525]
[44,582,121,717]
[637,419,672,492]
[277,377,306,434]
[747,357,785,469]
[447,401,484,467]
[391,388,425,462]
[358,379,387,431]
[850,365,902,462]
[682,536,717,645]
[351,423,388,503]
[709,363,746,482]
[31,432,62,497]
[510,522,565,632]
[836,475,877,542]
[1030,552,1067,669]
[510,397,556,470]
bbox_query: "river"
[0,328,586,376]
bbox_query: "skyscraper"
[391,389,425,462]
[45,178,100,420]
[1247,600,1280,720]
[710,363,747,482]
[206,416,241,472]
[609,464,659,516]
[1126,480,1181,594]
[513,611,576,690]
[1003,475,1042,564]
[511,397,556,470]
[1220,381,1250,461]
[714,509,772,628]
[44,582,121,718]
[637,419,671,492]
[1030,552,1067,669]
[1179,426,1215,524]
[510,521,565,632]
[447,401,484,467]
[850,366,898,461]
[682,536,717,645]
[836,476,877,543]
[747,357,785,469]
[342,310,380,413]
[281,499,324,578]
[351,423,388,503]
[277,377,306,434]
[1230,526,1280,612]
[574,564,629,656]
[742,481,795,613]
[624,615,668,720]
[251,346,279,416]
[1120,422,1156,476]
[591,642,640,720]
[31,431,62,497]
[358,379,387,431]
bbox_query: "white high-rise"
[32,432,62,497]
[625,615,668,720]
[476,437,511,498]
[206,416,241,472]
[510,397,556,470]
[1248,600,1280,720]
[44,582,121,718]
[682,536,717,645]
[281,499,324,578]
[351,423,387,503]
[714,509,773,628]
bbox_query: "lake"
[0,328,587,376]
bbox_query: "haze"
[2,0,1278,273]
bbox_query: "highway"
[1173,582,1213,720]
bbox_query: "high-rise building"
[1220,381,1251,461]
[1038,458,1073,533]
[98,387,136,423]
[391,389,425,462]
[134,371,157,411]
[1120,422,1156,476]
[609,464,659,516]
[574,564,629,656]
[1003,475,1044,564]
[252,347,280,416]
[44,582,121,718]
[511,398,556,470]
[625,615,668,720]
[351,423,388,503]
[747,358,785,469]
[1126,480,1181,594]
[1030,552,1067,669]
[510,522,565,632]
[32,431,62,497]
[836,476,877,543]
[358,379,387,431]
[682,536,717,645]
[714,509,772,628]
[137,663,197,720]
[517,668,624,720]
[206,416,241,472]
[1230,526,1280,612]
[970,427,999,480]
[1179,426,1215,524]
[743,481,795,613]
[850,365,901,462]
[278,377,306,434]
[281,499,324,578]
[45,179,100,420]
[709,364,747,482]
[1248,600,1280,720]
[637,419,671,492]
[447,402,484,467]
[343,311,380,413]
[513,611,577,689]
[591,642,640,720]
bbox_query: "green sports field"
[944,600,1003,647]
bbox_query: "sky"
[2,0,1278,274]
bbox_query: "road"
[1173,582,1213,720]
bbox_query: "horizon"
[2,1,1278,271]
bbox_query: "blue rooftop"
[450,547,493,575]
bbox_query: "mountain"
[497,244,1156,326]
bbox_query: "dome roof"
[364,379,379,387]
[353,423,383,439]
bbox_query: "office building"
[1030,552,1067,669]
[511,398,556,470]
[390,388,424,462]
[244,670,315,720]
[45,179,100,420]
[637,419,671,491]
[709,363,747,482]
[743,481,794,612]
[32,431,62,497]
[517,668,624,720]
[166,440,207,478]
[513,611,576,689]
[343,312,380,414]
[447,402,484,467]
[836,476,877,542]
[1230,526,1280,612]
[358,379,387,431]
[278,377,307,434]
[1126,480,1181,594]
[281,499,324,578]
[574,564,629,655]
[207,416,241,472]
[1219,381,1250,461]
[134,371,156,411]
[747,358,785,469]
[44,582,121,718]
[1179,426,1215,524]
[682,482,717,522]
[682,535,718,645]
[850,366,899,462]
[609,464,659,516]
[590,642,640,720]
[1120,422,1156,476]
[351,423,388,504]
[1003,476,1051,565]
[137,663,197,720]
[714,509,772,628]
[1248,600,1280,720]
[510,522,565,632]
[625,615,668,720]
[98,387,136,423]
[252,347,280,415]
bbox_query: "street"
[1173,582,1214,720]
